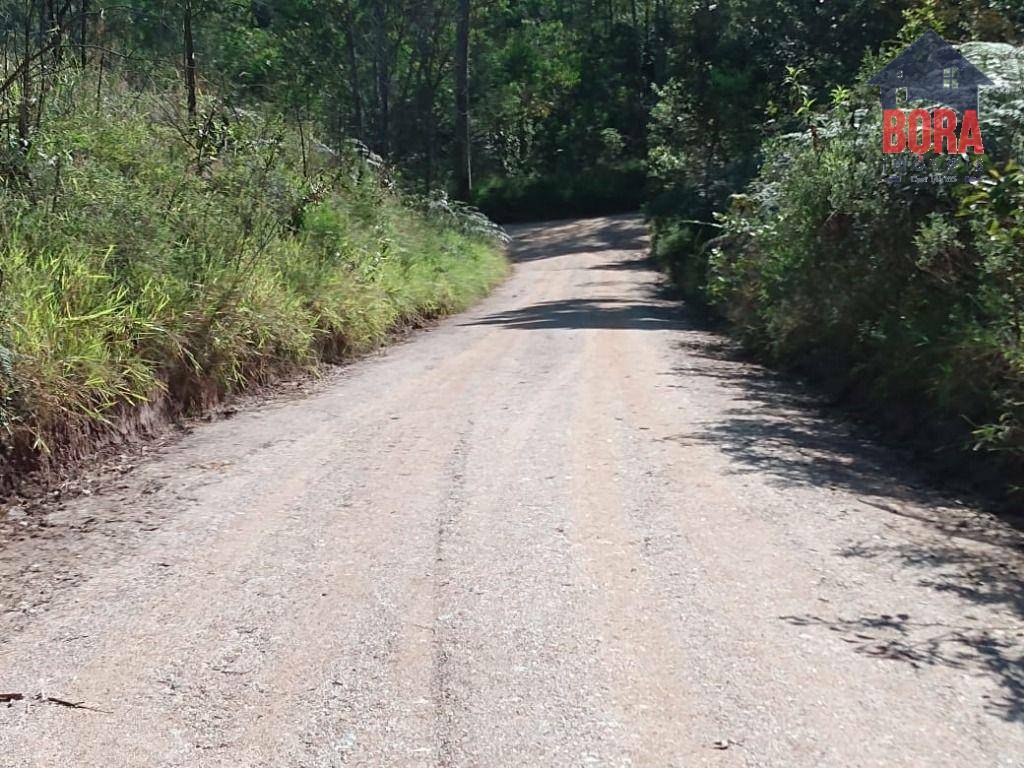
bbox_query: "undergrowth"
[0,72,507,489]
[652,41,1024,496]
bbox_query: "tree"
[454,0,470,199]
[182,0,197,122]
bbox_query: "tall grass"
[0,73,507,487]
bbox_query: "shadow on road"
[468,297,691,331]
[497,212,1024,724]
[586,255,662,272]
[780,609,1023,722]
[506,214,648,263]
[795,532,1024,722]
[662,330,1024,723]
[662,338,917,499]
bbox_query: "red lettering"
[932,108,957,154]
[957,110,985,154]
[908,109,932,155]
[881,108,985,156]
[882,110,906,153]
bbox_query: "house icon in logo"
[868,29,992,115]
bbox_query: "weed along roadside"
[0,77,508,496]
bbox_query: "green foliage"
[3,0,1023,493]
[472,162,647,223]
[925,0,1024,44]
[899,0,947,43]
[645,0,907,298]
[695,41,1024,490]
[0,74,506,478]
[643,0,1024,490]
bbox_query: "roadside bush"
[705,42,1024,491]
[643,72,765,301]
[0,73,507,489]
[647,185,720,304]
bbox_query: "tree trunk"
[183,0,197,123]
[344,9,363,140]
[453,0,471,200]
[43,0,61,65]
[80,0,88,66]
[372,1,389,155]
[18,1,32,149]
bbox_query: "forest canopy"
[7,0,1019,219]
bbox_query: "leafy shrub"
[703,43,1024,492]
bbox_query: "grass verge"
[0,74,507,494]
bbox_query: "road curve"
[1,215,1022,767]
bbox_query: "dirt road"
[1,215,1022,767]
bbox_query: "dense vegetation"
[704,42,1023,464]
[10,0,915,222]
[5,1,1017,220]
[0,64,505,488]
[648,4,1024,494]
[1,0,1024,494]
[0,0,669,220]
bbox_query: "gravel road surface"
[1,214,1022,767]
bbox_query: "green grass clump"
[0,74,507,485]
